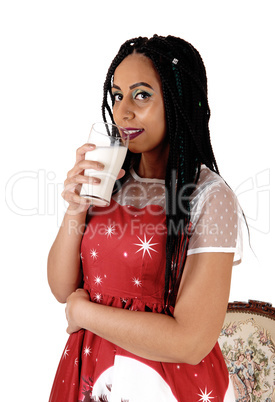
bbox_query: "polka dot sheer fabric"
[113,168,166,209]
[188,167,242,264]
[113,165,243,264]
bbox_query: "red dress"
[49,167,239,401]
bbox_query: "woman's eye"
[134,90,152,100]
[113,93,123,102]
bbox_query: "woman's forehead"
[113,53,161,88]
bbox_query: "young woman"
[48,35,242,401]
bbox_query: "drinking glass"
[80,122,129,207]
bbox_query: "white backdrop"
[1,0,274,400]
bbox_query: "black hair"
[102,35,219,311]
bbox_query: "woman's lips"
[121,128,144,140]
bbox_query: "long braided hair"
[101,35,219,311]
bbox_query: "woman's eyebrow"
[112,82,154,91]
[129,82,154,90]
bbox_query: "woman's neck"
[137,146,169,179]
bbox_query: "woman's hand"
[61,143,125,214]
[61,143,103,214]
[65,288,91,334]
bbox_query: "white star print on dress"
[83,346,92,356]
[94,293,102,302]
[105,224,116,238]
[63,347,69,359]
[134,234,158,258]
[132,277,142,287]
[90,249,98,259]
[94,275,102,285]
[197,387,215,402]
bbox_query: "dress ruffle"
[84,282,174,315]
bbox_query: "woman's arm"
[66,252,233,364]
[47,208,87,303]
[47,143,103,303]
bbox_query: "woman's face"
[112,53,167,155]
[239,354,245,362]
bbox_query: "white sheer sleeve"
[187,167,243,265]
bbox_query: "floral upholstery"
[219,300,275,402]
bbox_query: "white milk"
[80,146,127,206]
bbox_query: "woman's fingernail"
[97,163,104,170]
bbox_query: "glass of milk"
[80,122,129,207]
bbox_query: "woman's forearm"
[47,208,87,303]
[66,253,232,365]
[73,299,200,365]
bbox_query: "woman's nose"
[123,110,135,121]
[119,99,135,121]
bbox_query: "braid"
[101,35,220,311]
